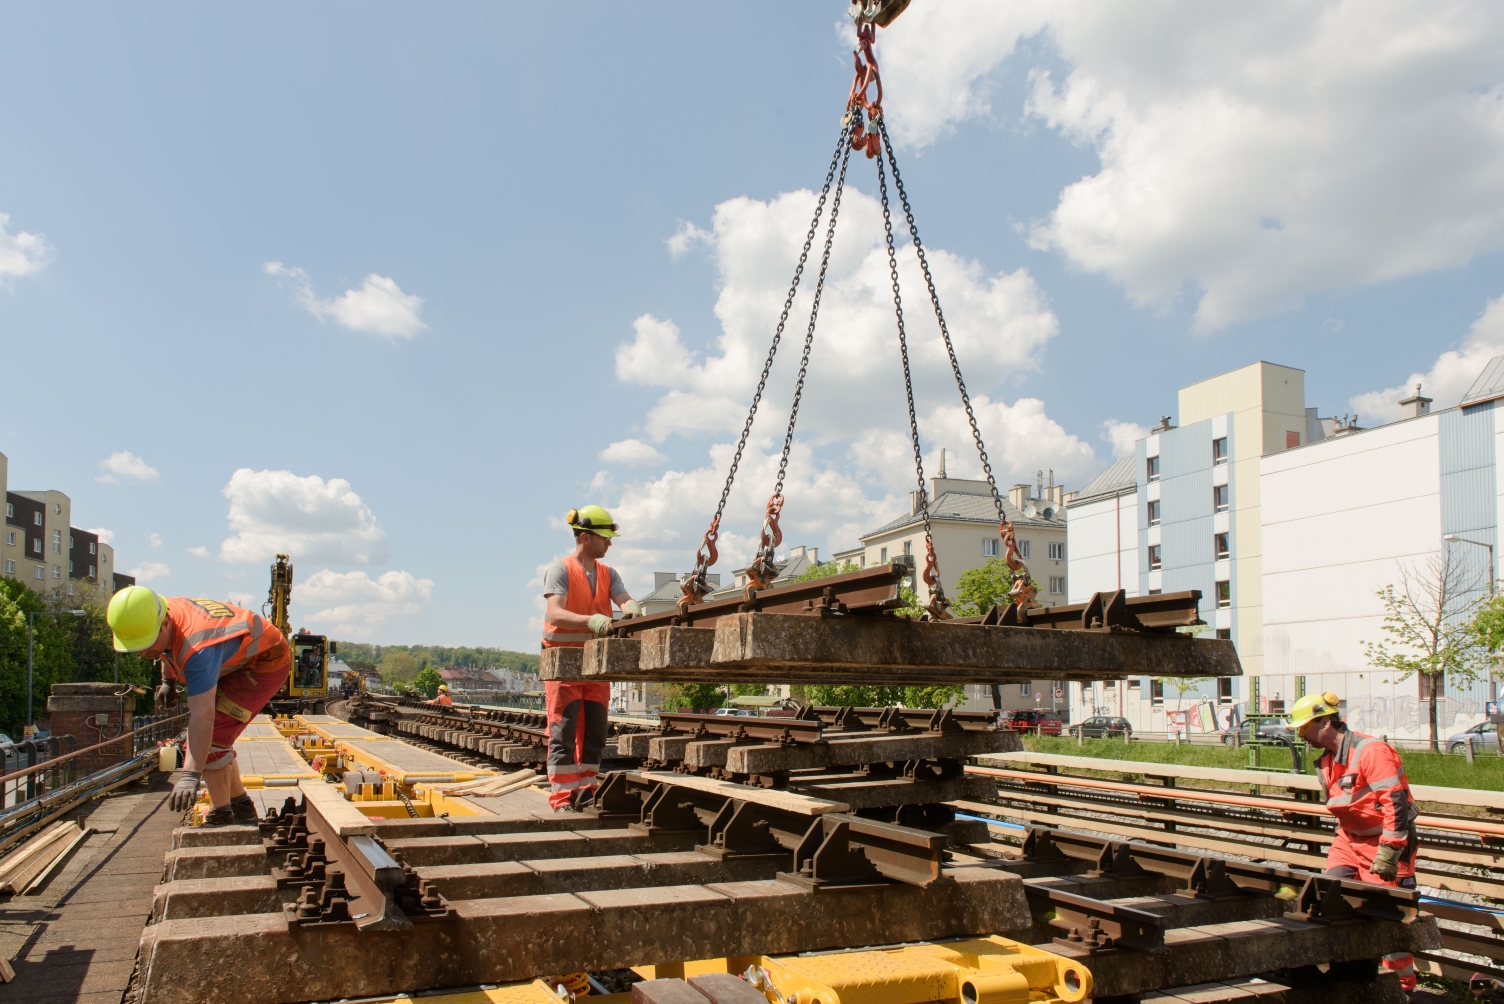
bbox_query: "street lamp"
[1445,533,1497,704]
[26,609,87,731]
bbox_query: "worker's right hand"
[588,613,614,637]
[169,770,202,812]
[1371,842,1402,882]
[155,682,176,711]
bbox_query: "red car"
[1005,710,1065,736]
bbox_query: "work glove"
[1371,842,1402,882]
[588,613,614,637]
[155,682,177,711]
[620,600,643,619]
[169,770,202,812]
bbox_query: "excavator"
[262,552,336,715]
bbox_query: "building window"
[1215,533,1229,559]
[3,560,11,574]
[52,565,60,579]
[89,564,95,577]
[1019,682,1032,696]
[53,503,60,515]
[1216,580,1230,608]
[1294,676,1306,701]
[880,546,888,562]
[89,542,96,555]
[1147,456,1160,482]
[1018,540,1030,559]
[34,566,44,579]
[903,540,912,555]
[1285,431,1300,449]
[1148,588,1161,595]
[1049,576,1065,594]
[1217,678,1233,705]
[68,560,73,574]
[1148,544,1162,570]
[982,538,998,557]
[33,512,41,526]
[1048,542,1065,560]
[1216,628,1230,640]
[53,529,62,553]
[1213,437,1228,465]
[1213,485,1229,512]
[1147,499,1161,526]
[1151,679,1164,705]
[4,531,11,546]
[4,503,10,518]
[31,539,41,555]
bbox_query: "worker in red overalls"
[107,587,291,826]
[540,506,639,811]
[1294,690,1419,992]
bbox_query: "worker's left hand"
[1371,843,1402,882]
[169,770,202,812]
[621,600,643,619]
[588,613,614,637]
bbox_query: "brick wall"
[47,682,136,773]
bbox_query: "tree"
[802,683,961,709]
[411,666,443,698]
[663,683,726,712]
[793,561,860,583]
[1363,550,1490,751]
[953,558,1040,617]
[378,651,420,685]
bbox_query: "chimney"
[1008,483,1032,509]
[1152,415,1177,433]
[937,448,948,478]
[909,490,927,515]
[1398,384,1432,420]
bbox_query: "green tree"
[731,683,769,698]
[793,561,860,583]
[379,651,420,685]
[901,684,965,709]
[662,682,727,712]
[802,683,962,709]
[953,558,1040,617]
[0,579,72,735]
[1363,551,1490,751]
[411,666,443,698]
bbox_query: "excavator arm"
[265,553,293,636]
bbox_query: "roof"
[1069,456,1137,505]
[860,490,1065,541]
[1463,355,1504,408]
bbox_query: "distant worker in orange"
[107,587,291,826]
[1294,691,1419,992]
[432,684,454,707]
[541,505,639,811]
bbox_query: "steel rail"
[615,564,903,636]
[0,712,187,786]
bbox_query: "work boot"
[229,793,258,822]
[202,805,236,827]
[571,788,595,812]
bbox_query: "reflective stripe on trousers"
[1381,952,1417,991]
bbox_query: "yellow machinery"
[263,553,336,714]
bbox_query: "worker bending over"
[107,587,291,826]
[541,505,639,811]
[433,684,453,707]
[1293,691,1419,992]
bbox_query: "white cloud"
[293,569,434,635]
[226,591,256,608]
[96,451,159,484]
[264,261,427,338]
[599,439,669,467]
[0,212,51,280]
[187,546,209,558]
[872,1,1504,331]
[1100,419,1150,459]
[218,468,388,565]
[86,527,114,545]
[126,561,170,584]
[148,532,162,549]
[1351,293,1504,424]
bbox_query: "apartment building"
[0,450,121,602]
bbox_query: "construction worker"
[1293,690,1419,992]
[433,684,453,707]
[541,505,641,810]
[107,587,291,826]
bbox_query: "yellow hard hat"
[1290,691,1341,729]
[437,684,448,692]
[567,504,619,538]
[107,586,170,652]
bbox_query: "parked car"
[1005,710,1064,736]
[1074,716,1132,738]
[1446,721,1500,754]
[713,708,754,717]
[1220,718,1295,745]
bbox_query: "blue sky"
[3,2,1503,648]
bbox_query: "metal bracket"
[781,814,947,889]
[1027,886,1167,954]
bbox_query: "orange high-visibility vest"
[158,598,287,686]
[541,557,613,648]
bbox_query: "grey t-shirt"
[543,560,626,602]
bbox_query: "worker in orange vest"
[433,684,454,707]
[541,505,639,811]
[1294,691,1419,992]
[107,587,291,826]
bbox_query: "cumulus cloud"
[148,533,162,549]
[126,561,170,584]
[96,451,159,484]
[86,527,114,545]
[599,439,669,467]
[871,1,1504,331]
[293,569,434,634]
[264,262,427,338]
[1351,293,1504,424]
[0,212,51,280]
[1100,419,1150,459]
[187,546,209,558]
[218,469,388,565]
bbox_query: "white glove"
[588,613,614,637]
[621,600,643,619]
[170,770,202,812]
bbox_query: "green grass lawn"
[1016,735,1504,792]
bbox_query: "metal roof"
[1462,355,1504,408]
[1070,456,1137,505]
[860,490,1065,540]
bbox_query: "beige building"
[0,450,123,603]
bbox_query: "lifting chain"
[876,116,1036,611]
[846,19,883,159]
[681,119,854,613]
